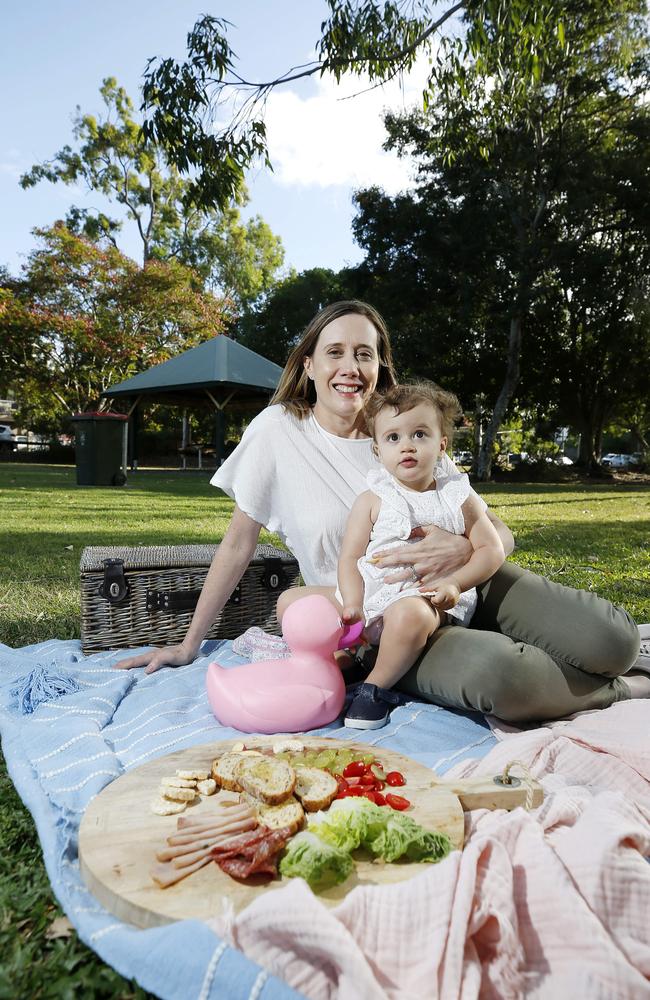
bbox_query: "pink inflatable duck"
[206,594,363,734]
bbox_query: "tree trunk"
[476,315,522,480]
[576,403,606,472]
[630,422,648,452]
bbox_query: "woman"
[116,301,645,720]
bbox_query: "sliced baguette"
[212,750,264,791]
[161,785,197,803]
[234,756,296,805]
[243,793,305,834]
[293,766,338,812]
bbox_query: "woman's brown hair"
[270,300,397,418]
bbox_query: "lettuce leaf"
[278,831,354,889]
[310,798,452,864]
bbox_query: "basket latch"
[99,558,130,605]
[260,557,288,592]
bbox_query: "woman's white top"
[210,404,487,590]
[358,465,479,628]
[211,405,378,585]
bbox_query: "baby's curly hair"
[364,380,464,444]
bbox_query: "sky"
[1,1,434,279]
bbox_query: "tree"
[2,224,226,424]
[20,78,285,313]
[237,267,358,364]
[344,4,650,474]
[138,1,650,478]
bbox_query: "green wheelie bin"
[72,412,127,486]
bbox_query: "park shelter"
[102,335,283,470]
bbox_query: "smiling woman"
[115,300,398,673]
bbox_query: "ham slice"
[164,815,257,850]
[151,854,212,888]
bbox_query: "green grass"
[1,463,648,997]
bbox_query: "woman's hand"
[113,506,262,676]
[374,525,472,589]
[114,641,199,675]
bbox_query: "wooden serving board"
[79,737,541,929]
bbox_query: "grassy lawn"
[1,463,648,997]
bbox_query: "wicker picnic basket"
[79,544,300,654]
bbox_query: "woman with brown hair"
[116,300,644,722]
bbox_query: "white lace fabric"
[359,460,478,628]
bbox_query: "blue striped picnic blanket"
[0,638,496,1000]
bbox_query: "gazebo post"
[121,395,142,478]
[215,409,225,466]
[205,389,234,468]
[128,403,140,470]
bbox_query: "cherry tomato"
[373,791,387,806]
[345,775,362,786]
[361,789,378,802]
[374,780,385,791]
[385,771,406,787]
[385,793,411,811]
[347,785,365,796]
[360,773,376,786]
[335,775,349,795]
[343,761,367,778]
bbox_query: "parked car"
[454,450,473,465]
[601,453,630,468]
[0,423,16,458]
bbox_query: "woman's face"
[303,313,380,434]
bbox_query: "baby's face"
[374,402,447,491]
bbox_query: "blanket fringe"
[9,663,80,715]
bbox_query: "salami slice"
[212,825,293,880]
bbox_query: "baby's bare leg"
[365,597,442,690]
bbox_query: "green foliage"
[20,77,285,309]
[237,267,359,364]
[142,18,271,212]
[348,2,650,476]
[0,753,153,999]
[138,3,649,478]
[1,225,226,422]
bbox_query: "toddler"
[339,381,505,729]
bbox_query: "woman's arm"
[372,508,514,588]
[114,505,262,674]
[439,497,505,594]
[337,492,374,622]
[487,510,514,557]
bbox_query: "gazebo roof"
[103,335,282,402]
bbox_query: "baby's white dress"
[359,461,478,633]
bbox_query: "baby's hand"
[341,605,363,624]
[429,580,461,611]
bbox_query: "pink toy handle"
[338,620,364,649]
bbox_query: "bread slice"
[293,766,338,812]
[212,750,264,791]
[234,756,296,805]
[150,796,187,816]
[244,793,305,834]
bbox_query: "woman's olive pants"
[398,562,640,722]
